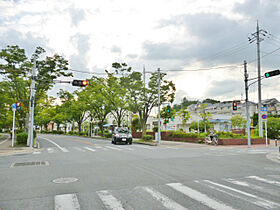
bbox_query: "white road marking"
[247,175,280,186]
[204,180,280,209]
[142,187,187,210]
[166,183,235,210]
[83,146,96,152]
[40,137,69,152]
[105,146,122,151]
[55,193,80,210]
[47,148,55,153]
[225,178,280,197]
[97,190,125,210]
[134,145,154,149]
[115,146,134,151]
[0,139,8,145]
[73,147,86,152]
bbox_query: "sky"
[0,0,280,105]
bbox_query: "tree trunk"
[78,122,82,132]
[64,125,67,133]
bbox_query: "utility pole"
[244,60,251,147]
[157,68,161,144]
[248,21,268,137]
[28,59,36,148]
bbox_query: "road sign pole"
[12,108,16,147]
[265,120,268,147]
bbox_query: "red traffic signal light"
[16,102,21,107]
[232,101,237,111]
[72,80,88,87]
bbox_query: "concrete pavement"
[0,134,279,209]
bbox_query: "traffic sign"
[261,114,267,120]
[12,103,17,109]
[261,107,268,112]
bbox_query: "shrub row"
[104,133,112,138]
[142,135,153,141]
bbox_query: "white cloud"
[0,0,279,102]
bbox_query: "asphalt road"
[0,134,279,210]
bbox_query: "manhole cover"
[52,177,78,184]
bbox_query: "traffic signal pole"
[157,68,161,144]
[244,61,251,147]
[28,59,36,148]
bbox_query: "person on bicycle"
[209,128,216,142]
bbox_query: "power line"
[161,64,241,72]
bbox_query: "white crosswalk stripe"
[166,182,236,210]
[54,194,80,210]
[50,174,280,209]
[47,148,55,153]
[105,146,122,151]
[247,175,280,186]
[115,145,134,151]
[96,190,125,210]
[72,147,86,152]
[225,178,280,196]
[83,146,96,152]
[203,179,280,209]
[142,187,187,210]
[133,145,154,149]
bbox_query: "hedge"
[104,133,112,138]
[16,132,28,145]
[142,135,153,141]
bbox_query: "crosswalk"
[49,174,280,209]
[33,144,157,155]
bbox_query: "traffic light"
[167,105,171,113]
[232,101,237,111]
[264,69,280,78]
[72,80,88,87]
[16,102,21,110]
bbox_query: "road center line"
[167,183,235,210]
[55,193,80,210]
[40,137,69,152]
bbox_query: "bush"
[104,133,112,138]
[16,132,28,145]
[142,135,153,141]
[168,131,198,138]
[78,131,87,136]
[152,127,158,132]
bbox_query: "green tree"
[103,63,130,126]
[200,104,211,132]
[202,98,220,104]
[230,115,246,129]
[82,76,112,135]
[0,45,72,130]
[190,121,210,132]
[123,69,175,137]
[177,109,191,131]
[132,117,141,132]
[161,106,176,130]
[266,117,280,139]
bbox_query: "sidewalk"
[0,135,38,156]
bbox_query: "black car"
[112,127,132,144]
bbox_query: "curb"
[133,141,158,146]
